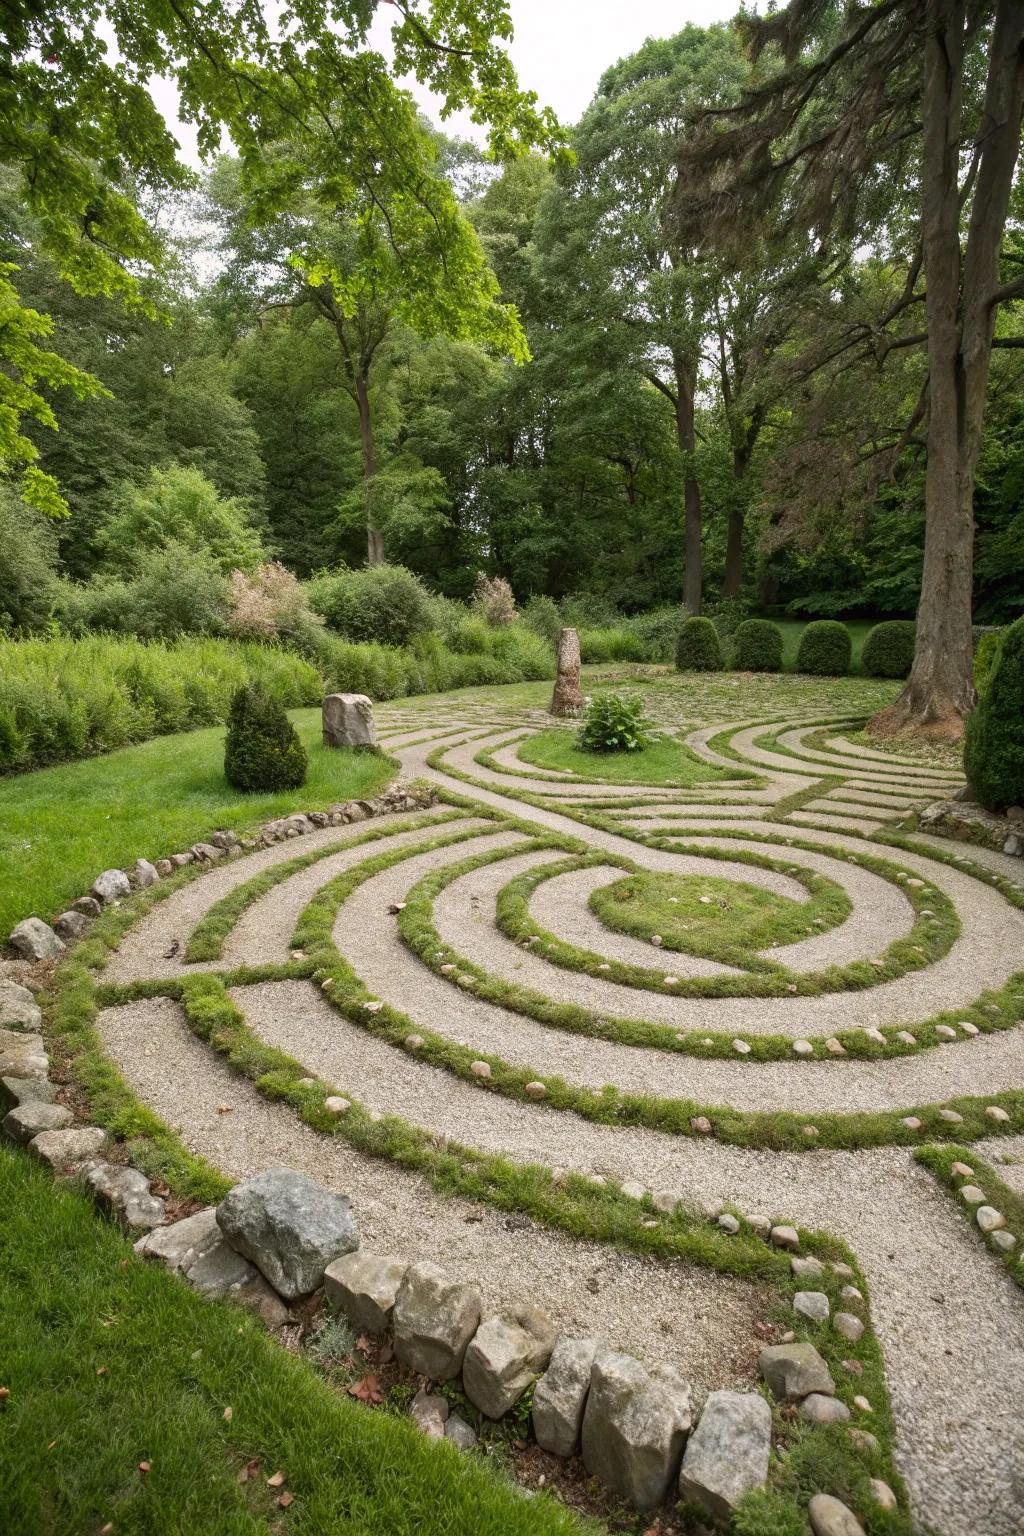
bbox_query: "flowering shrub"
[473,573,517,626]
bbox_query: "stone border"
[915,1143,1023,1289]
[914,799,1024,860]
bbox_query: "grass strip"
[914,1143,1024,1293]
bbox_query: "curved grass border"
[915,1144,1024,1293]
[475,730,759,792]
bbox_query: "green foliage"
[0,486,60,630]
[732,1490,809,1536]
[964,618,1024,812]
[626,606,685,661]
[862,620,916,679]
[224,684,307,792]
[733,618,784,672]
[796,620,852,676]
[0,635,318,775]
[307,564,434,648]
[98,465,267,575]
[55,545,232,641]
[579,627,647,663]
[974,629,1003,690]
[520,595,562,642]
[577,693,653,753]
[676,616,723,671]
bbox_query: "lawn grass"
[513,726,746,786]
[0,1145,591,1536]
[0,709,396,938]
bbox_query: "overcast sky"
[156,0,742,164]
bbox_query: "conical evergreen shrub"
[964,617,1024,812]
[224,684,307,791]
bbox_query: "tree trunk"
[675,360,702,615]
[723,443,748,600]
[871,0,1024,741]
[355,372,384,566]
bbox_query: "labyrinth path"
[92,690,1024,1536]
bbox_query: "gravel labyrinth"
[92,694,1024,1535]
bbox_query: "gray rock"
[2,1100,72,1143]
[463,1307,556,1419]
[809,1492,866,1536]
[758,1342,835,1401]
[445,1413,477,1450]
[54,911,90,942]
[133,858,159,889]
[322,693,376,748]
[678,1390,770,1518]
[9,917,64,961]
[83,1162,165,1231]
[392,1261,482,1380]
[992,1229,1017,1252]
[770,1224,800,1250]
[533,1335,598,1457]
[976,1205,1007,1233]
[410,1390,449,1438]
[209,830,240,851]
[0,1074,55,1112]
[29,1125,105,1168]
[71,896,102,918]
[791,1256,825,1279]
[135,1207,222,1272]
[215,1167,359,1300]
[191,842,223,862]
[794,1291,830,1323]
[135,1206,288,1324]
[834,1312,865,1343]
[847,1428,880,1454]
[717,1213,740,1235]
[91,869,131,905]
[581,1348,692,1511]
[800,1392,851,1424]
[0,1027,47,1078]
[324,1251,407,1335]
[869,1478,898,1511]
[550,628,583,717]
[0,980,41,1031]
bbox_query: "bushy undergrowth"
[965,617,1024,811]
[732,618,784,672]
[307,563,434,648]
[862,620,916,678]
[796,619,852,675]
[577,693,654,753]
[224,684,307,791]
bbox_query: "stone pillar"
[549,628,583,717]
[322,693,376,749]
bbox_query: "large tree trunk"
[355,372,385,566]
[871,0,1024,741]
[675,360,702,614]
[723,443,748,599]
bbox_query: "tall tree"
[672,0,1024,738]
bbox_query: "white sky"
[154,0,741,164]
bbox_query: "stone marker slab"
[549,627,583,717]
[322,693,376,749]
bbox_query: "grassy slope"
[0,710,395,938]
[0,1146,587,1536]
[514,727,744,785]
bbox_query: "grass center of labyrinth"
[513,726,746,786]
[589,869,850,966]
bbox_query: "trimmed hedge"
[224,684,308,791]
[964,617,1024,811]
[732,619,784,673]
[796,620,852,676]
[676,616,723,672]
[862,621,916,679]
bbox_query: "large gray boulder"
[392,1261,482,1381]
[322,693,376,749]
[581,1349,692,1511]
[678,1390,771,1518]
[91,869,131,905]
[0,1074,55,1113]
[549,628,583,717]
[324,1251,408,1335]
[54,911,90,942]
[3,1101,72,1144]
[29,1125,105,1169]
[462,1306,556,1419]
[0,1028,47,1079]
[83,1162,165,1232]
[758,1341,835,1401]
[136,1207,289,1327]
[533,1335,598,1456]
[215,1168,359,1300]
[0,980,42,1032]
[9,918,64,962]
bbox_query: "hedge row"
[674,618,921,678]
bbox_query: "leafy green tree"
[97,466,267,574]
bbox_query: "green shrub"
[732,619,784,672]
[579,626,646,663]
[973,628,1003,690]
[307,564,434,648]
[705,596,750,640]
[224,684,307,791]
[577,693,653,753]
[0,488,60,631]
[97,465,267,575]
[54,546,232,640]
[676,616,723,672]
[796,620,852,675]
[862,620,916,678]
[520,595,562,642]
[489,624,554,680]
[559,591,623,629]
[626,607,684,662]
[964,617,1024,811]
[449,615,491,655]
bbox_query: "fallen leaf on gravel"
[163,940,179,958]
[266,1470,286,1488]
[277,1492,295,1508]
[753,1321,774,1340]
[237,1458,260,1484]
[216,1104,233,1114]
[348,1373,384,1405]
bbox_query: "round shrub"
[732,619,784,672]
[675,616,723,672]
[964,616,1024,811]
[577,693,654,753]
[796,620,851,676]
[224,683,307,791]
[307,564,433,649]
[973,627,1003,691]
[862,620,916,678]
